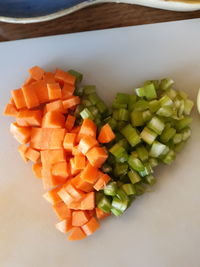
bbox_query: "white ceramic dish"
[1,19,200,267]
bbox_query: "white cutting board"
[0,19,200,267]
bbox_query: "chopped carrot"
[52,162,70,178]
[81,217,100,236]
[67,201,82,210]
[72,145,83,156]
[43,187,62,205]
[41,149,66,167]
[98,123,115,143]
[41,168,61,190]
[47,83,62,100]
[69,158,80,176]
[71,174,93,193]
[86,146,108,168]
[68,227,86,241]
[3,103,18,116]
[71,125,81,134]
[93,173,111,191]
[23,76,35,86]
[29,66,44,81]
[49,128,65,149]
[62,83,75,99]
[45,100,65,113]
[63,133,76,150]
[22,84,40,109]
[42,111,65,128]
[10,122,31,144]
[78,135,98,155]
[18,144,29,162]
[43,72,55,83]
[64,183,85,201]
[53,201,72,220]
[81,192,95,210]
[72,211,89,227]
[55,69,75,85]
[80,163,99,184]
[62,96,80,110]
[25,147,40,162]
[95,208,110,220]
[11,89,27,109]
[16,109,42,127]
[32,163,42,178]
[33,80,49,104]
[74,155,86,170]
[79,119,97,138]
[57,187,74,205]
[65,114,76,131]
[56,218,72,233]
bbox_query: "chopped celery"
[156,106,173,117]
[136,145,149,162]
[128,94,137,111]
[121,184,136,195]
[144,175,156,185]
[181,127,191,141]
[143,82,157,100]
[82,98,92,107]
[160,127,176,143]
[175,117,192,131]
[121,124,141,147]
[134,100,149,111]
[131,110,144,127]
[147,116,165,135]
[114,163,128,177]
[135,183,146,195]
[83,85,96,95]
[135,87,145,97]
[166,88,177,100]
[149,141,167,158]
[96,101,108,114]
[140,127,157,145]
[101,163,112,173]
[112,101,127,109]
[88,92,101,105]
[159,78,174,90]
[68,69,83,84]
[80,107,94,120]
[112,197,128,213]
[183,99,194,115]
[142,110,153,123]
[162,150,176,165]
[104,181,118,196]
[88,105,99,116]
[128,156,145,172]
[159,95,173,107]
[149,100,160,113]
[118,108,129,121]
[139,162,153,177]
[149,157,159,167]
[107,117,117,130]
[97,195,112,213]
[116,188,129,201]
[173,133,182,144]
[117,138,130,151]
[178,90,188,100]
[174,141,186,152]
[116,93,129,104]
[109,143,128,160]
[111,207,123,216]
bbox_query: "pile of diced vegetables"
[4,66,194,241]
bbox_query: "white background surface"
[0,19,200,267]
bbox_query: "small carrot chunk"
[18,144,29,162]
[81,217,100,236]
[81,192,95,210]
[53,201,72,220]
[71,175,94,193]
[10,122,31,144]
[78,136,98,155]
[55,69,76,85]
[43,187,62,205]
[42,111,65,128]
[57,187,74,205]
[11,89,26,109]
[80,163,98,184]
[72,146,83,156]
[93,173,111,191]
[72,211,89,227]
[79,119,97,138]
[3,103,18,116]
[98,123,115,143]
[63,133,76,150]
[25,147,40,163]
[62,83,75,99]
[62,96,80,109]
[32,163,42,178]
[22,84,40,109]
[86,146,108,168]
[95,208,110,220]
[52,162,70,178]
[74,155,86,170]
[41,168,61,190]
[45,100,65,113]
[64,183,85,201]
[47,83,62,100]
[43,72,55,83]
[49,128,65,149]
[29,65,45,81]
[68,227,86,241]
[16,109,42,127]
[56,218,72,233]
[65,114,76,131]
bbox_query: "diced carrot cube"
[16,109,42,127]
[47,83,62,100]
[63,133,76,150]
[32,163,42,178]
[64,183,85,201]
[68,227,86,241]
[81,217,100,236]
[10,122,31,144]
[56,218,72,233]
[45,100,65,113]
[49,128,65,149]
[65,114,76,131]
[93,173,111,191]
[80,163,98,184]
[79,119,97,138]
[72,211,89,227]
[43,72,55,83]
[11,89,26,109]
[78,136,98,155]
[86,146,108,168]
[74,155,86,170]
[52,201,72,220]
[43,187,62,205]
[62,96,80,110]
[29,65,45,81]
[25,147,40,163]
[57,187,74,205]
[55,69,75,85]
[52,162,70,178]
[62,83,75,99]
[18,144,29,162]
[98,123,115,143]
[3,103,18,116]
[95,208,110,220]
[80,192,95,210]
[22,84,40,109]
[71,174,94,193]
[42,111,65,128]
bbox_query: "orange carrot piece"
[81,217,100,236]
[18,144,29,162]
[32,163,42,178]
[42,111,65,128]
[52,162,70,178]
[3,103,18,116]
[55,69,76,86]
[41,168,62,190]
[16,109,42,127]
[74,155,86,170]
[98,123,115,143]
[69,158,80,176]
[23,76,35,86]
[45,100,65,113]
[68,227,86,241]
[25,147,40,162]
[64,183,85,201]
[11,89,27,109]
[22,84,40,109]
[67,201,82,210]
[65,114,76,131]
[53,201,72,220]
[71,125,81,134]
[43,72,55,83]
[72,145,83,156]
[62,96,80,110]
[86,146,108,168]
[41,149,66,167]
[81,192,95,210]
[62,83,75,100]
[78,136,98,155]
[10,122,31,144]
[43,187,62,205]
[93,173,111,191]
[95,208,110,220]
[72,211,89,227]
[49,128,65,149]
[33,80,49,104]
[47,83,62,100]
[79,119,97,138]
[57,187,74,205]
[56,218,72,233]
[63,133,76,150]
[29,65,45,81]
[80,163,99,184]
[71,174,94,193]
[30,128,54,150]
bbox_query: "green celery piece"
[101,163,112,173]
[116,121,127,131]
[149,100,161,113]
[96,101,108,114]
[160,127,176,143]
[149,157,159,167]
[156,106,173,117]
[128,94,137,111]
[95,191,104,203]
[75,86,84,96]
[173,133,182,144]
[88,92,101,105]
[144,175,156,185]
[159,95,173,107]
[134,100,149,111]
[88,105,99,116]
[107,117,117,130]
[128,155,145,172]
[162,149,176,165]
[128,169,141,184]
[121,124,141,147]
[104,181,118,196]
[140,127,157,145]
[97,195,112,213]
[143,82,157,100]
[136,145,149,162]
[181,127,191,141]
[166,88,177,100]
[80,107,94,120]
[135,87,145,97]
[112,109,119,120]
[117,138,130,151]
[131,151,138,158]
[159,146,170,159]
[175,117,192,131]
[114,163,128,177]
[111,207,123,216]
[116,93,129,104]
[174,141,186,152]
[68,69,83,84]
[112,197,128,213]
[112,101,127,109]
[118,108,129,121]
[109,143,129,162]
[131,110,144,127]
[159,78,174,90]
[83,85,96,95]
[142,110,153,123]
[147,116,165,135]
[116,188,129,201]
[135,183,146,195]
[184,99,194,115]
[178,90,188,99]
[121,184,136,195]
[139,162,153,177]
[82,97,92,107]
[149,141,167,158]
